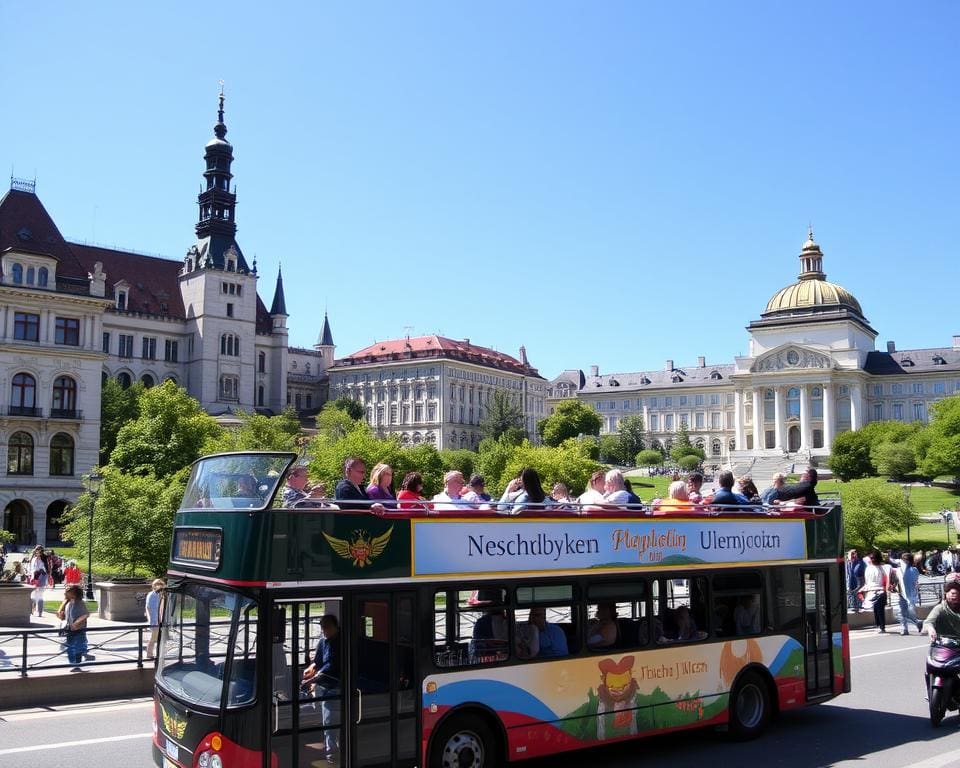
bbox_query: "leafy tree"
[203,409,302,454]
[828,430,873,481]
[537,400,601,447]
[496,439,602,497]
[316,403,361,441]
[616,415,646,465]
[598,435,624,465]
[669,425,704,463]
[480,391,527,442]
[476,436,516,493]
[871,441,916,480]
[842,478,918,551]
[99,378,144,464]
[677,454,702,472]
[920,396,960,479]
[0,529,14,547]
[110,381,223,478]
[61,465,187,577]
[329,396,366,421]
[635,449,664,466]
[439,449,475,482]
[396,443,445,496]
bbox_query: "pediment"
[752,345,833,373]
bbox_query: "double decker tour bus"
[152,452,849,768]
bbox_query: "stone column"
[850,383,863,431]
[734,390,744,451]
[642,404,650,436]
[773,387,784,450]
[823,383,835,448]
[799,384,811,449]
[752,389,762,453]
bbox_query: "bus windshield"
[179,453,294,510]
[156,583,259,710]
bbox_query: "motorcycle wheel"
[930,683,948,727]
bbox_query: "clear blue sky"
[2,2,957,378]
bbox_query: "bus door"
[269,598,345,768]
[349,591,418,768]
[801,570,833,699]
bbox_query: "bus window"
[711,572,763,638]
[586,582,649,651]
[773,567,803,632]
[227,601,259,706]
[433,588,509,667]
[656,577,708,643]
[514,585,576,659]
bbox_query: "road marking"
[905,749,960,768]
[0,699,152,721]
[0,732,152,755]
[852,643,929,659]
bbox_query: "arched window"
[729,437,736,452]
[26,267,35,285]
[38,267,48,287]
[786,387,800,419]
[220,375,239,401]
[11,263,23,283]
[220,334,239,356]
[52,376,77,416]
[8,431,33,475]
[11,373,36,414]
[258,351,266,373]
[712,439,722,456]
[50,433,74,476]
[141,374,155,388]
[117,372,132,389]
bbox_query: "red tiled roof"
[336,335,541,377]
[0,189,89,280]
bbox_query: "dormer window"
[117,291,127,311]
[933,355,946,366]
[226,259,236,272]
[672,374,683,383]
[11,263,22,284]
[26,267,35,285]
[710,370,723,380]
[38,267,48,287]
[901,357,915,367]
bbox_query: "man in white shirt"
[604,469,632,504]
[432,471,473,512]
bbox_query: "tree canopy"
[841,478,918,551]
[537,400,601,447]
[479,390,527,443]
[328,396,366,421]
[99,379,144,464]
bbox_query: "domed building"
[551,230,960,475]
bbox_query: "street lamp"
[902,484,912,551]
[84,472,102,601]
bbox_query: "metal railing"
[0,624,153,677]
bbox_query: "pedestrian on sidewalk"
[145,578,165,660]
[63,560,82,586]
[891,552,923,635]
[845,549,865,613]
[861,549,889,634]
[57,585,89,670]
[28,545,49,616]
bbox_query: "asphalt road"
[2,628,959,768]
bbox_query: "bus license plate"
[165,738,179,761]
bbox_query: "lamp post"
[902,483,912,551]
[84,472,102,601]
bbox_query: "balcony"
[50,408,82,420]
[8,406,41,417]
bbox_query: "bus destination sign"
[411,518,808,577]
[172,527,223,569]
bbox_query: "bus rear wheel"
[431,715,497,768]
[728,670,771,740]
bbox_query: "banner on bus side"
[410,519,807,577]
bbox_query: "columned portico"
[773,387,784,450]
[733,390,745,451]
[850,384,863,431]
[751,389,762,451]
[799,384,811,450]
[823,384,835,449]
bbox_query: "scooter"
[927,637,960,726]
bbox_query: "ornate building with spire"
[553,230,960,478]
[0,92,334,547]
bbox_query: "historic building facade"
[552,232,960,467]
[0,94,333,547]
[328,336,546,450]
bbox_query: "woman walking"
[57,585,90,670]
[28,546,49,616]
[862,549,889,633]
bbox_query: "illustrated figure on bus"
[301,614,341,763]
[596,656,640,739]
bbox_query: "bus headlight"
[210,755,223,768]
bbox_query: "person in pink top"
[365,463,396,507]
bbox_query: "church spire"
[195,83,238,244]
[318,312,334,347]
[270,265,287,315]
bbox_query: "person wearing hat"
[924,573,960,642]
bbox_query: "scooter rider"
[924,573,960,642]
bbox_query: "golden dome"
[762,230,864,318]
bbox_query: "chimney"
[590,365,599,377]
[519,345,528,366]
[464,338,470,347]
[697,356,706,368]
[886,340,896,353]
[665,359,674,371]
[953,335,960,350]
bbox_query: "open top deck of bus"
[169,452,843,587]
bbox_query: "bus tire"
[430,713,498,768]
[727,670,771,740]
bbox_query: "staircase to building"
[727,453,821,491]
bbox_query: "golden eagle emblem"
[162,706,187,740]
[323,526,393,567]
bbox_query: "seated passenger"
[776,468,821,509]
[578,471,608,509]
[672,605,700,642]
[587,602,619,649]
[653,481,692,514]
[335,457,386,513]
[515,621,539,659]
[472,608,508,659]
[504,468,557,515]
[528,608,569,658]
[433,471,475,512]
[737,476,762,504]
[686,472,705,504]
[365,463,396,507]
[397,472,429,510]
[282,465,328,507]
[710,470,749,511]
[734,594,761,635]
[603,469,632,504]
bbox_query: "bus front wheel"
[430,715,497,768]
[727,670,771,740]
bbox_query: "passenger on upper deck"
[503,468,557,514]
[551,482,574,504]
[711,470,749,510]
[432,471,474,512]
[578,470,608,507]
[737,476,762,505]
[397,472,428,510]
[686,472,705,504]
[334,457,386,513]
[365,463,396,507]
[761,473,786,505]
[603,469,633,505]
[653,480,692,514]
[462,475,492,504]
[623,479,642,506]
[282,464,327,507]
[777,468,820,509]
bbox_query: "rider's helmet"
[945,572,960,593]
